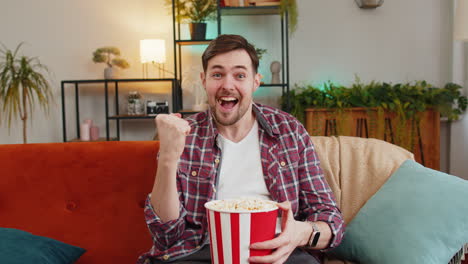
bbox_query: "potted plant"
[92,46,130,79]
[255,47,267,60]
[283,78,467,170]
[169,0,217,40]
[0,43,53,143]
[279,0,298,35]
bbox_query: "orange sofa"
[0,141,159,264]
[1,140,466,264]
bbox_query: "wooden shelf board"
[176,40,213,46]
[178,110,201,115]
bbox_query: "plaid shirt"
[138,103,344,263]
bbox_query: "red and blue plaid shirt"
[138,103,344,263]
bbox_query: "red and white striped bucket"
[205,200,278,264]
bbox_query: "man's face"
[201,49,260,126]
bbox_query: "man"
[138,34,344,264]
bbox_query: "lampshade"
[455,0,468,41]
[140,39,166,63]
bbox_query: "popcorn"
[205,198,277,212]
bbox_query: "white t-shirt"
[216,120,282,233]
[216,120,270,201]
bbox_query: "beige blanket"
[311,136,414,263]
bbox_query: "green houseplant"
[0,43,53,143]
[92,46,130,79]
[279,0,298,35]
[168,0,217,40]
[283,79,467,169]
[285,79,467,124]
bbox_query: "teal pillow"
[330,160,468,264]
[0,228,85,264]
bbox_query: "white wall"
[451,0,468,179]
[0,0,464,175]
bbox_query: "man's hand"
[155,113,190,162]
[248,201,310,264]
[151,113,190,222]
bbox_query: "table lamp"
[140,39,166,78]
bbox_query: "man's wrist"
[307,222,321,248]
[298,221,315,247]
[157,153,180,165]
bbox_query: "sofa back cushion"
[0,141,159,264]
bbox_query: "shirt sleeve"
[144,194,188,251]
[296,124,345,249]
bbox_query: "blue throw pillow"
[0,228,86,264]
[330,160,468,264]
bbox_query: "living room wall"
[0,0,465,177]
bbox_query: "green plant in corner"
[0,43,53,144]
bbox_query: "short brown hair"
[202,34,259,73]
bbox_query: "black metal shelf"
[62,78,175,84]
[69,137,118,142]
[108,114,157,120]
[61,78,180,142]
[172,0,291,112]
[260,83,288,87]
[220,6,281,16]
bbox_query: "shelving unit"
[172,0,291,112]
[61,2,291,143]
[61,78,180,142]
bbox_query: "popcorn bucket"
[205,199,278,264]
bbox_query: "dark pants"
[152,245,320,264]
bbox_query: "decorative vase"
[134,99,144,115]
[189,23,207,40]
[128,99,144,115]
[104,67,116,79]
[270,61,281,84]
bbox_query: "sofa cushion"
[330,160,468,264]
[0,228,85,264]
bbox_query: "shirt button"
[163,255,170,260]
[280,161,286,167]
[215,159,220,164]
[191,171,197,176]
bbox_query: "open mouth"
[217,96,239,111]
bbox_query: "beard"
[209,90,250,126]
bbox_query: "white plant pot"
[104,67,117,79]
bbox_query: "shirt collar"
[252,103,280,137]
[205,103,279,147]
